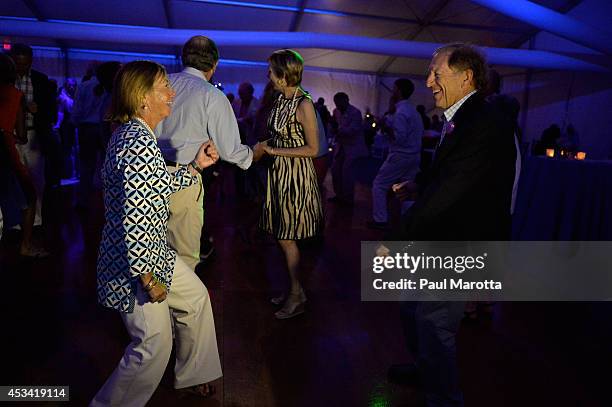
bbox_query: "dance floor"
[1,159,611,406]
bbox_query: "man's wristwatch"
[190,160,203,174]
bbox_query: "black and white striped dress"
[259,93,323,240]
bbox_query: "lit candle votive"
[546,149,555,158]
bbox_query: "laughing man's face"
[426,51,470,110]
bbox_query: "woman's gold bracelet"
[144,276,157,291]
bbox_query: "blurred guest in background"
[56,78,77,179]
[534,124,561,155]
[254,81,279,143]
[369,78,422,230]
[9,43,55,226]
[0,53,48,257]
[329,91,366,205]
[463,68,522,321]
[232,82,259,145]
[416,104,431,130]
[250,80,279,194]
[95,61,122,148]
[45,78,63,187]
[431,114,443,132]
[363,107,377,156]
[485,68,521,216]
[81,61,100,83]
[312,104,330,187]
[72,62,106,209]
[561,123,580,152]
[233,82,260,198]
[314,97,331,140]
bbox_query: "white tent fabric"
[3,0,611,75]
[4,0,612,157]
[32,46,381,116]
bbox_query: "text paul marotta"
[371,253,502,290]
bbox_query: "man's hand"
[392,180,418,202]
[252,142,266,162]
[195,140,219,169]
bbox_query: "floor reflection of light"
[368,393,390,407]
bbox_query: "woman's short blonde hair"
[109,60,167,124]
[268,49,304,87]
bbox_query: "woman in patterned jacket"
[91,61,221,406]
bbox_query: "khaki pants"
[167,165,203,271]
[90,256,222,407]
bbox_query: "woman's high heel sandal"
[274,289,307,319]
[271,289,307,306]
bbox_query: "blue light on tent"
[471,0,612,55]
[188,0,298,12]
[0,16,37,22]
[30,45,270,68]
[30,45,176,60]
[2,15,170,31]
[66,48,177,60]
[47,18,167,30]
[4,17,606,72]
[220,58,267,67]
[303,9,348,17]
[188,0,350,17]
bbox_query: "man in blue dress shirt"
[157,36,263,270]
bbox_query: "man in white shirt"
[232,82,260,145]
[329,92,366,205]
[156,36,263,270]
[368,79,423,229]
[232,82,261,199]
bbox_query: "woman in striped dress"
[258,49,323,319]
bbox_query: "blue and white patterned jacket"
[97,119,197,312]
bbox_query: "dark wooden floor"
[2,159,612,407]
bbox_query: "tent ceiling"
[0,0,608,76]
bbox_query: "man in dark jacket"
[390,44,516,407]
